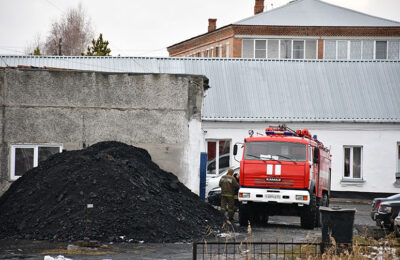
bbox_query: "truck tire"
[315,199,321,228]
[259,213,269,226]
[300,193,317,230]
[239,204,250,227]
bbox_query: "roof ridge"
[233,0,400,26]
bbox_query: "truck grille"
[254,178,294,187]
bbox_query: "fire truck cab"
[234,125,331,229]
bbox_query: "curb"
[330,198,371,205]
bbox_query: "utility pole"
[58,38,62,56]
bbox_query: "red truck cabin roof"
[245,136,315,145]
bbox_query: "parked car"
[206,167,239,197]
[371,193,400,221]
[206,167,240,206]
[394,212,400,237]
[375,200,400,230]
[206,153,230,177]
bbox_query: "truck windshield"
[244,141,307,162]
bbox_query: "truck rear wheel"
[300,193,317,230]
[239,204,250,227]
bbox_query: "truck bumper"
[238,188,310,205]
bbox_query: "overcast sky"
[1,0,399,57]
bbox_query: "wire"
[0,47,27,55]
[42,0,63,12]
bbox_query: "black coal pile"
[0,141,225,242]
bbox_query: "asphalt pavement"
[0,200,378,260]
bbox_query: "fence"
[192,241,400,260]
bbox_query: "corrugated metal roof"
[1,55,400,123]
[234,0,400,27]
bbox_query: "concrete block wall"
[0,68,206,195]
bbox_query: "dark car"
[371,193,400,221]
[375,200,400,230]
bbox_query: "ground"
[0,200,380,260]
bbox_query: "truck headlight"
[239,192,250,198]
[296,195,308,201]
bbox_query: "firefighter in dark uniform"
[219,168,239,221]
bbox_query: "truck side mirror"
[313,147,320,164]
[233,144,238,156]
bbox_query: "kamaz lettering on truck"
[233,125,331,229]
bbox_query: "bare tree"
[44,4,93,56]
[25,33,44,55]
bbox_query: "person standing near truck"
[219,168,239,221]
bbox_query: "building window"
[324,40,336,59]
[255,40,266,58]
[210,48,214,57]
[215,46,219,57]
[206,140,231,176]
[242,39,317,59]
[10,144,62,180]
[242,39,254,58]
[388,41,400,60]
[324,39,399,60]
[305,40,317,59]
[293,40,304,59]
[267,39,279,58]
[337,40,348,59]
[280,40,292,59]
[362,40,374,59]
[343,146,362,180]
[350,40,362,59]
[397,143,400,172]
[375,41,387,59]
[226,42,229,58]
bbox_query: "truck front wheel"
[300,193,317,230]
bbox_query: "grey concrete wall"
[0,68,206,195]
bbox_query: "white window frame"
[10,144,63,181]
[304,39,318,59]
[397,142,400,172]
[375,40,388,60]
[255,39,267,58]
[343,146,363,180]
[293,40,305,59]
[242,38,318,59]
[322,39,400,60]
[226,42,230,58]
[336,40,348,60]
[206,139,231,176]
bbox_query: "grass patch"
[41,249,116,255]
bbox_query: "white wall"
[186,118,206,194]
[202,121,400,194]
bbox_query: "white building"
[1,56,400,197]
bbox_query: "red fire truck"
[233,125,331,229]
